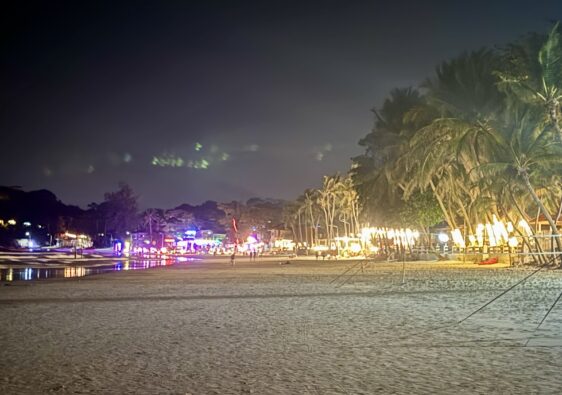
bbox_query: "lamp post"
[25,231,31,250]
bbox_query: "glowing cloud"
[313,142,333,161]
[151,153,185,167]
[187,159,209,169]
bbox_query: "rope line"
[457,266,546,325]
[329,260,363,284]
[334,265,364,288]
[525,288,562,347]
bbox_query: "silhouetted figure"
[230,252,236,266]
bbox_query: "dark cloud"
[1,0,561,207]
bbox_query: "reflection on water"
[65,266,86,278]
[0,257,197,282]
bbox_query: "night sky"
[1,0,560,209]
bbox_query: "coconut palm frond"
[539,22,562,89]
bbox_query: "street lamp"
[25,231,31,248]
[438,233,449,253]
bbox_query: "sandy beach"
[1,257,561,394]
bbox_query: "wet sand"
[1,257,561,394]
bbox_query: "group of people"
[315,251,327,260]
[230,250,259,265]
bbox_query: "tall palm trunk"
[307,202,314,246]
[322,207,332,244]
[304,224,307,246]
[500,204,540,265]
[521,170,562,266]
[297,212,303,244]
[430,180,457,229]
[352,202,360,237]
[510,190,547,265]
[548,100,562,138]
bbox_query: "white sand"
[1,258,561,394]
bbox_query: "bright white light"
[492,216,508,245]
[438,233,449,243]
[451,229,465,248]
[350,244,362,253]
[518,220,533,236]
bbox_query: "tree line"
[0,183,286,247]
[284,23,562,262]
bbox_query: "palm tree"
[497,23,562,136]
[402,49,507,231]
[352,88,431,226]
[346,23,562,266]
[317,175,337,244]
[142,209,163,242]
[478,108,562,261]
[304,190,320,246]
[335,176,361,237]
